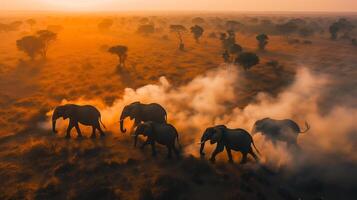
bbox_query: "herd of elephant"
[51,102,310,163]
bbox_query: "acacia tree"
[256,34,269,50]
[235,52,260,70]
[170,24,187,51]
[190,25,204,43]
[36,30,57,58]
[26,19,36,30]
[329,18,355,40]
[16,36,44,60]
[108,45,128,69]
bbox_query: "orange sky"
[2,0,357,12]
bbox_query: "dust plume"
[41,65,357,172]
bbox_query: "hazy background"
[2,0,357,12]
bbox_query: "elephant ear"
[143,122,154,137]
[130,104,142,119]
[63,106,73,119]
[211,127,223,144]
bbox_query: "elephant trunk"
[120,113,126,133]
[199,138,207,155]
[52,113,58,134]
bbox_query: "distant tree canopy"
[16,30,57,60]
[26,19,36,30]
[0,21,22,32]
[192,17,205,24]
[170,24,187,51]
[36,30,57,58]
[329,18,355,40]
[98,19,114,30]
[220,30,243,62]
[225,20,242,32]
[190,25,204,43]
[256,34,269,50]
[276,21,298,38]
[108,45,128,68]
[16,36,44,60]
[235,52,260,70]
[137,24,155,35]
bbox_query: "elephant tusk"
[197,142,204,145]
[131,134,137,137]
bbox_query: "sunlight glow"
[41,0,114,11]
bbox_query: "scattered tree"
[108,45,128,69]
[36,30,57,58]
[26,19,36,30]
[329,18,355,40]
[256,34,269,50]
[222,50,230,63]
[137,24,155,35]
[16,36,44,60]
[235,52,260,70]
[98,19,114,30]
[352,38,357,46]
[225,20,242,32]
[190,25,204,43]
[170,25,187,51]
[227,43,242,62]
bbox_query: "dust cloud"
[41,65,357,171]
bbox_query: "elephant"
[52,104,106,139]
[199,125,260,164]
[133,121,181,159]
[251,118,310,147]
[120,101,167,133]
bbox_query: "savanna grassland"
[0,12,357,200]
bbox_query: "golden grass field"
[0,12,356,200]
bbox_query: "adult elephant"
[199,125,260,164]
[119,101,167,133]
[251,118,310,147]
[52,104,106,139]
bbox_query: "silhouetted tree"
[98,19,114,30]
[352,38,357,46]
[256,34,269,50]
[16,36,44,60]
[36,30,57,58]
[235,52,259,70]
[298,27,314,37]
[137,24,155,35]
[170,25,187,51]
[329,18,354,40]
[108,45,128,68]
[190,25,204,43]
[222,50,230,63]
[26,19,36,30]
[228,43,242,62]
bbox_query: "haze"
[2,0,357,12]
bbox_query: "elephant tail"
[300,121,310,133]
[99,117,106,129]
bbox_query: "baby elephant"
[133,121,181,159]
[52,104,106,139]
[199,125,260,164]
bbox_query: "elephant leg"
[166,145,172,159]
[130,119,141,134]
[173,145,180,158]
[96,122,105,137]
[241,152,248,164]
[151,142,157,157]
[225,147,234,163]
[91,126,96,138]
[210,144,224,163]
[140,138,150,149]
[74,123,83,138]
[249,148,259,163]
[66,122,75,139]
